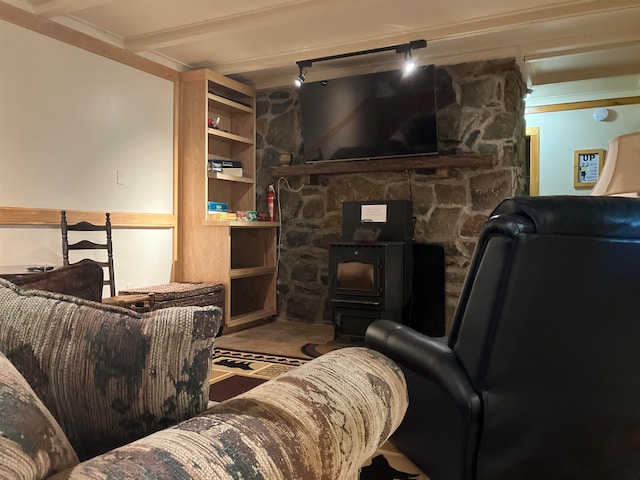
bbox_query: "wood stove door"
[333,305,403,340]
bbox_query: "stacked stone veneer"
[255,58,527,331]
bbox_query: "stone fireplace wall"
[255,58,527,331]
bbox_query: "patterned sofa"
[0,278,408,480]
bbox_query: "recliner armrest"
[366,319,480,420]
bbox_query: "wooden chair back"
[61,210,116,297]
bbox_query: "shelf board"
[269,153,493,184]
[228,220,280,228]
[230,265,276,279]
[207,92,253,114]
[229,308,277,328]
[207,172,254,183]
[208,128,254,145]
[203,220,281,228]
[204,73,255,102]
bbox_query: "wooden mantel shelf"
[269,153,493,184]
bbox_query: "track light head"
[403,51,416,74]
[404,59,416,73]
[294,66,306,87]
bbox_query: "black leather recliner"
[366,195,640,480]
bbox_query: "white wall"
[0,20,175,292]
[525,75,640,196]
[0,227,174,290]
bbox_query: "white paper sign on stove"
[361,204,387,223]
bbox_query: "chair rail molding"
[0,206,175,228]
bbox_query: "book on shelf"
[208,158,243,177]
[210,167,243,176]
[207,156,242,167]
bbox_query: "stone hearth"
[255,58,527,332]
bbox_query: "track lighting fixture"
[294,40,427,87]
[294,60,311,87]
[294,66,306,87]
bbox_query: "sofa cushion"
[0,350,79,479]
[0,278,223,461]
[5,259,104,302]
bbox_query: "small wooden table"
[103,293,156,311]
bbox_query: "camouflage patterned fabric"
[51,347,408,480]
[0,351,79,480]
[0,278,223,461]
[0,277,408,479]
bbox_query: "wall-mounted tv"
[299,65,438,163]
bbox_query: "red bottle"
[268,185,275,222]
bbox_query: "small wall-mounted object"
[574,149,606,189]
[593,108,609,121]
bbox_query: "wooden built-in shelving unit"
[178,68,279,331]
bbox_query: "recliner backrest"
[448,196,640,478]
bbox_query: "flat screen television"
[298,65,438,163]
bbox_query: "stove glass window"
[336,261,375,291]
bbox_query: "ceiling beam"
[125,0,341,52]
[34,0,112,18]
[524,34,640,61]
[532,64,640,86]
[0,1,179,81]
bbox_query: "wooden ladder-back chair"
[61,211,154,310]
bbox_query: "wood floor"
[215,319,335,358]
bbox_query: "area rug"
[209,348,429,479]
[209,349,307,402]
[300,342,346,358]
[300,337,364,358]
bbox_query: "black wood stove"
[329,200,414,340]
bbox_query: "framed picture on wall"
[574,149,606,189]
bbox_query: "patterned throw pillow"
[0,278,223,461]
[0,351,79,479]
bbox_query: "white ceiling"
[5,0,640,91]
